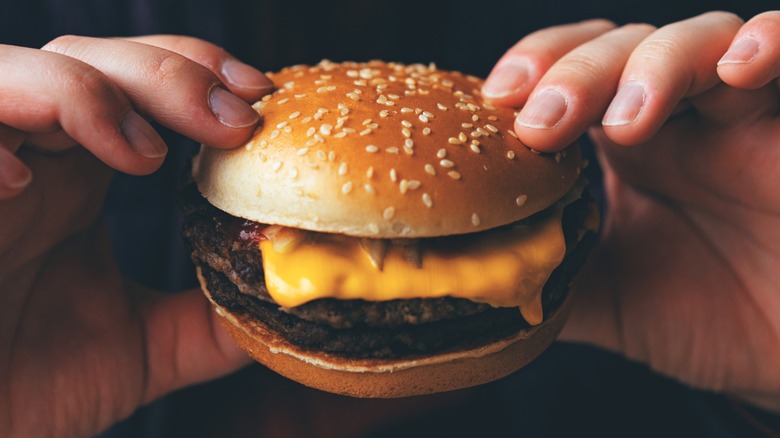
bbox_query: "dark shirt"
[2,1,778,436]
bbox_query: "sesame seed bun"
[193,60,583,238]
[197,266,573,398]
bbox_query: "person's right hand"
[0,35,272,437]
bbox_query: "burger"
[181,60,598,398]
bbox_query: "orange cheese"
[259,207,566,324]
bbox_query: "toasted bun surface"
[198,267,571,398]
[194,60,583,238]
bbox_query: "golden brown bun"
[194,60,584,238]
[197,267,571,398]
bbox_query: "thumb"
[138,287,251,404]
[557,239,624,354]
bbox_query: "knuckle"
[142,51,195,85]
[60,63,117,103]
[40,34,81,53]
[619,22,656,35]
[556,53,609,81]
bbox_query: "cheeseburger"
[181,60,598,398]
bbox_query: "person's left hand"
[482,11,780,412]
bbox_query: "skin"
[483,11,780,412]
[0,10,779,437]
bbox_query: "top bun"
[194,60,583,238]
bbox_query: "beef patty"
[181,184,596,358]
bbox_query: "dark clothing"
[2,0,778,436]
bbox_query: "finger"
[124,35,274,102]
[42,36,259,148]
[481,19,616,106]
[0,147,33,198]
[140,289,251,403]
[0,45,167,175]
[718,11,780,89]
[512,23,655,151]
[601,11,744,145]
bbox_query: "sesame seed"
[272,161,283,172]
[277,98,290,105]
[366,166,375,178]
[440,159,455,168]
[485,124,498,133]
[359,128,372,136]
[516,195,528,206]
[415,107,422,114]
[477,127,489,136]
[447,170,461,180]
[388,93,400,100]
[354,80,367,86]
[290,167,298,179]
[328,151,336,161]
[461,123,473,129]
[342,181,353,194]
[289,111,301,119]
[401,107,414,113]
[422,193,433,208]
[405,138,414,148]
[472,114,479,122]
[423,111,434,119]
[399,179,408,194]
[338,162,348,175]
[407,180,421,190]
[346,70,358,78]
[424,164,436,175]
[422,127,431,135]
[483,102,496,110]
[269,130,280,140]
[402,128,411,138]
[419,114,429,123]
[316,150,327,160]
[459,132,468,142]
[283,126,292,133]
[507,150,516,160]
[261,95,272,102]
[470,144,481,154]
[390,168,398,182]
[506,130,518,139]
[368,223,380,235]
[314,133,325,143]
[305,138,317,147]
[259,139,268,148]
[365,145,379,153]
[320,124,333,135]
[245,143,253,151]
[380,110,389,118]
[362,118,373,126]
[437,148,447,158]
[367,123,378,129]
[401,120,412,128]
[335,118,346,130]
[302,116,313,123]
[448,137,462,145]
[313,112,324,121]
[437,103,448,111]
[334,131,347,138]
[383,207,395,220]
[294,94,307,99]
[386,147,399,154]
[488,115,498,121]
[403,146,414,155]
[296,147,310,156]
[347,93,360,101]
[364,183,376,195]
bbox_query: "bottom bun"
[197,267,572,398]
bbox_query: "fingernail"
[0,148,32,190]
[121,110,167,158]
[603,81,646,127]
[516,89,567,129]
[209,86,260,128]
[482,61,530,99]
[718,37,760,65]
[221,59,274,90]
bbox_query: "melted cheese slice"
[259,207,566,325]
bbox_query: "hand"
[0,35,272,437]
[483,11,780,411]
